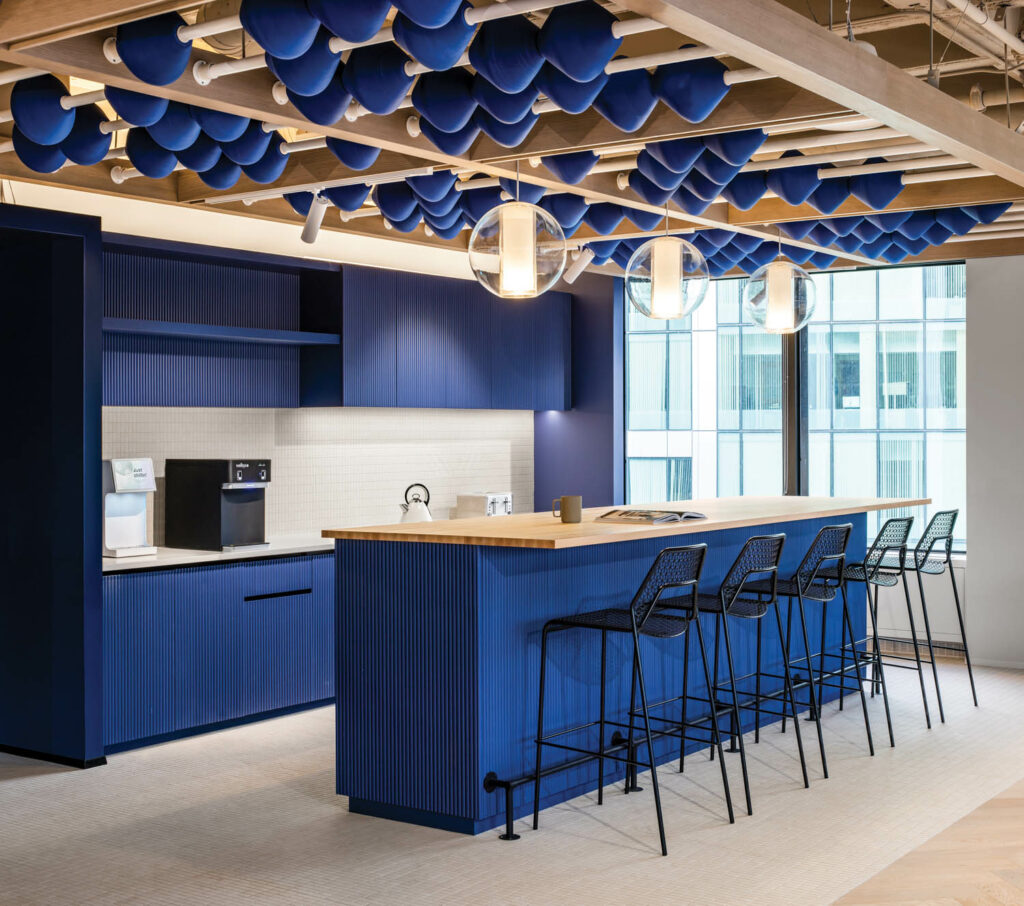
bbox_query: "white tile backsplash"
[102,406,534,541]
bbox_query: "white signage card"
[111,458,157,493]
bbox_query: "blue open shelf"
[102,318,340,347]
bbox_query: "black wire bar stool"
[532,544,736,857]
[877,509,977,714]
[669,534,808,815]
[769,525,876,774]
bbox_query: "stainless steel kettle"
[400,483,433,523]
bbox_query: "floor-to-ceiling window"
[624,262,966,548]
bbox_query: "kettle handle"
[404,483,430,506]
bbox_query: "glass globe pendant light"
[624,209,709,320]
[468,164,566,299]
[742,251,817,334]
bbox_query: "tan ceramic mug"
[552,495,583,524]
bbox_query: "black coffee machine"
[165,459,271,551]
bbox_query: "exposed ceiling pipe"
[938,0,1024,58]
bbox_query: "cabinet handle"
[244,588,312,602]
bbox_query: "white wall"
[964,256,1024,668]
[103,406,534,543]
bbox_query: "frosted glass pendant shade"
[624,236,709,320]
[743,256,817,334]
[468,201,566,299]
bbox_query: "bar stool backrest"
[795,523,852,594]
[914,509,958,566]
[631,544,708,629]
[721,534,785,611]
[864,516,914,579]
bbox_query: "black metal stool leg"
[710,613,721,761]
[782,599,793,734]
[949,565,978,706]
[795,591,828,779]
[693,615,735,824]
[773,604,810,789]
[915,569,945,724]
[865,583,895,747]
[598,629,607,805]
[678,629,690,773]
[817,599,829,712]
[754,616,763,743]
[841,584,874,756]
[901,571,932,729]
[837,598,848,710]
[718,613,752,815]
[533,624,552,830]
[625,648,641,793]
[631,631,668,856]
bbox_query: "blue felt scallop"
[60,104,111,166]
[286,192,315,216]
[702,129,767,166]
[322,137,379,170]
[636,150,686,191]
[115,12,191,86]
[459,186,504,223]
[534,63,607,115]
[611,246,633,269]
[849,168,904,209]
[690,235,715,258]
[673,185,715,216]
[594,67,656,132]
[343,43,415,115]
[474,109,538,147]
[267,28,340,97]
[766,153,821,205]
[923,223,952,246]
[541,150,599,185]
[497,179,546,205]
[420,118,480,155]
[964,202,1012,223]
[809,252,838,269]
[934,207,979,235]
[198,155,242,190]
[821,216,858,237]
[706,258,731,278]
[393,1,475,71]
[684,170,726,203]
[220,120,272,165]
[414,187,461,217]
[392,0,463,29]
[472,77,539,125]
[147,102,201,151]
[730,233,763,255]
[693,149,742,184]
[469,17,543,95]
[588,239,619,263]
[700,229,736,249]
[807,224,836,247]
[832,233,864,254]
[898,211,935,240]
[628,170,675,206]
[625,208,663,232]
[584,203,625,235]
[189,106,249,143]
[388,210,423,233]
[287,67,352,126]
[781,243,814,265]
[808,175,851,214]
[307,0,389,43]
[403,171,455,204]
[240,0,319,60]
[176,132,222,172]
[892,234,930,256]
[720,172,766,210]
[852,221,883,243]
[537,1,621,83]
[652,55,729,123]
[539,193,589,230]
[747,243,779,269]
[879,244,909,264]
[860,236,893,259]
[12,126,67,173]
[105,87,168,127]
[423,215,465,240]
[420,203,464,231]
[324,183,371,211]
[780,221,817,241]
[647,137,704,174]
[242,134,288,183]
[865,210,911,232]
[125,128,177,178]
[413,68,476,133]
[373,182,419,222]
[10,75,75,146]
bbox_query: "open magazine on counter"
[596,509,708,525]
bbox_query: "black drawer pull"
[244,588,312,602]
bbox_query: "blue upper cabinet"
[343,266,571,411]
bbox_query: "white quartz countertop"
[102,534,335,573]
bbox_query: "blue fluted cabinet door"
[342,267,398,407]
[490,292,571,411]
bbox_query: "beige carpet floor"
[1,663,1021,906]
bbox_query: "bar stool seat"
[747,578,839,601]
[557,608,690,638]
[694,593,771,618]
[879,552,946,575]
[824,563,900,586]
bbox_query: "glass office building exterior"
[625,263,966,547]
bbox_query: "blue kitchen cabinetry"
[343,265,571,411]
[102,553,334,751]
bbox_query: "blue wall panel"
[342,266,398,407]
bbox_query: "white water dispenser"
[102,458,158,558]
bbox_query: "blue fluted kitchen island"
[324,496,923,835]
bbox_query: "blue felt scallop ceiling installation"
[287,67,352,126]
[198,155,242,190]
[686,168,728,202]
[373,181,419,222]
[497,178,546,204]
[126,128,178,178]
[721,172,767,210]
[221,119,273,165]
[189,106,249,143]
[539,192,589,230]
[307,0,389,43]
[899,210,937,239]
[636,149,687,191]
[267,27,340,97]
[407,170,457,203]
[469,17,543,94]
[653,56,730,123]
[423,216,465,240]
[534,63,607,115]
[541,150,599,185]
[422,204,464,230]
[594,66,657,132]
[12,126,67,173]
[647,137,705,174]
[626,208,664,232]
[584,202,626,235]
[392,0,464,29]
[243,134,288,183]
[766,152,822,205]
[388,209,424,233]
[176,132,222,172]
[105,87,168,127]
[343,43,415,115]
[60,104,112,166]
[807,175,850,214]
[393,1,475,71]
[693,148,743,185]
[412,69,477,132]
[474,108,538,147]
[419,118,480,155]
[114,12,191,86]
[849,159,904,208]
[472,77,539,125]
[147,102,201,152]
[285,191,315,216]
[10,75,76,146]
[240,0,319,60]
[964,202,1011,222]
[415,187,461,217]
[935,207,979,235]
[629,170,676,206]
[324,183,371,211]
[537,1,621,83]
[459,186,504,223]
[704,129,767,166]
[324,137,380,170]
[866,210,911,232]
[674,185,715,216]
